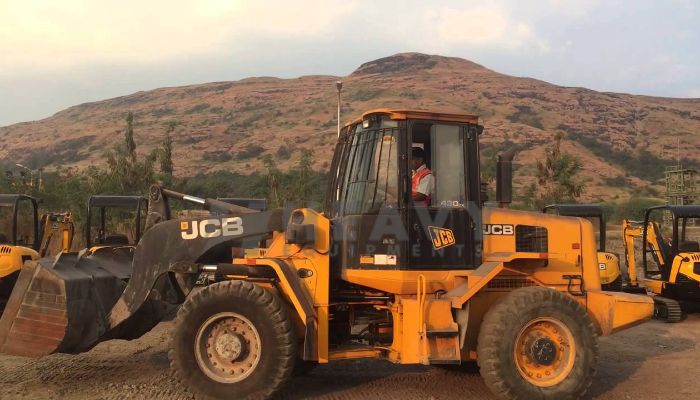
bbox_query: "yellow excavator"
[622,205,700,322]
[0,194,73,312]
[543,204,622,291]
[0,109,654,400]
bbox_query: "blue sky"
[1,0,698,126]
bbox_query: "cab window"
[411,122,466,208]
[338,121,400,215]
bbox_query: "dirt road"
[1,315,698,399]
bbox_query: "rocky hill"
[2,52,699,202]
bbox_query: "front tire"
[170,280,296,399]
[477,287,598,400]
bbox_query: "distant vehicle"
[622,205,700,322]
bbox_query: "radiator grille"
[486,277,536,289]
[515,225,548,253]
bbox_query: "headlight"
[291,210,305,225]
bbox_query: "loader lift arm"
[109,186,284,328]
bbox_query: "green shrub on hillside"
[604,197,665,222]
[276,145,292,160]
[236,145,265,160]
[506,105,544,129]
[184,103,210,114]
[561,125,677,182]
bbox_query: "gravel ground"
[0,314,698,400]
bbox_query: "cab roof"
[343,109,480,129]
[648,205,700,218]
[88,195,148,208]
[0,194,38,207]
[543,204,604,218]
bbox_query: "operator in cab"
[411,147,434,206]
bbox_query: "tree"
[293,149,315,207]
[262,155,280,208]
[105,112,157,193]
[529,133,584,209]
[124,112,137,163]
[158,122,176,185]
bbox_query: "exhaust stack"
[496,148,517,208]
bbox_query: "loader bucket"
[0,251,166,357]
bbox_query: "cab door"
[407,122,479,269]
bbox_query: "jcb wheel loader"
[0,194,73,314]
[622,205,700,322]
[543,204,623,291]
[0,110,653,400]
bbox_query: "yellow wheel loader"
[543,204,623,291]
[0,110,653,400]
[622,205,700,322]
[0,194,73,313]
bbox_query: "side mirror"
[496,149,517,208]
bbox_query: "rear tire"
[170,280,296,399]
[477,287,598,400]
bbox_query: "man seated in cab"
[411,147,434,206]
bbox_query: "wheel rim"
[194,312,262,383]
[514,317,575,387]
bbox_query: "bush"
[606,197,665,222]
[506,105,544,129]
[184,103,210,114]
[562,125,670,182]
[276,146,292,160]
[151,107,176,117]
[206,151,233,162]
[235,145,265,160]
[602,175,628,186]
[348,88,384,102]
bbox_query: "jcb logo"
[181,217,244,240]
[429,226,455,249]
[483,224,514,235]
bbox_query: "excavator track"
[652,296,685,323]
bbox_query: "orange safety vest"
[412,167,432,206]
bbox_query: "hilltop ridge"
[1,52,699,202]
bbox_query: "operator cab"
[325,110,483,272]
[86,195,148,248]
[642,205,700,281]
[0,194,39,250]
